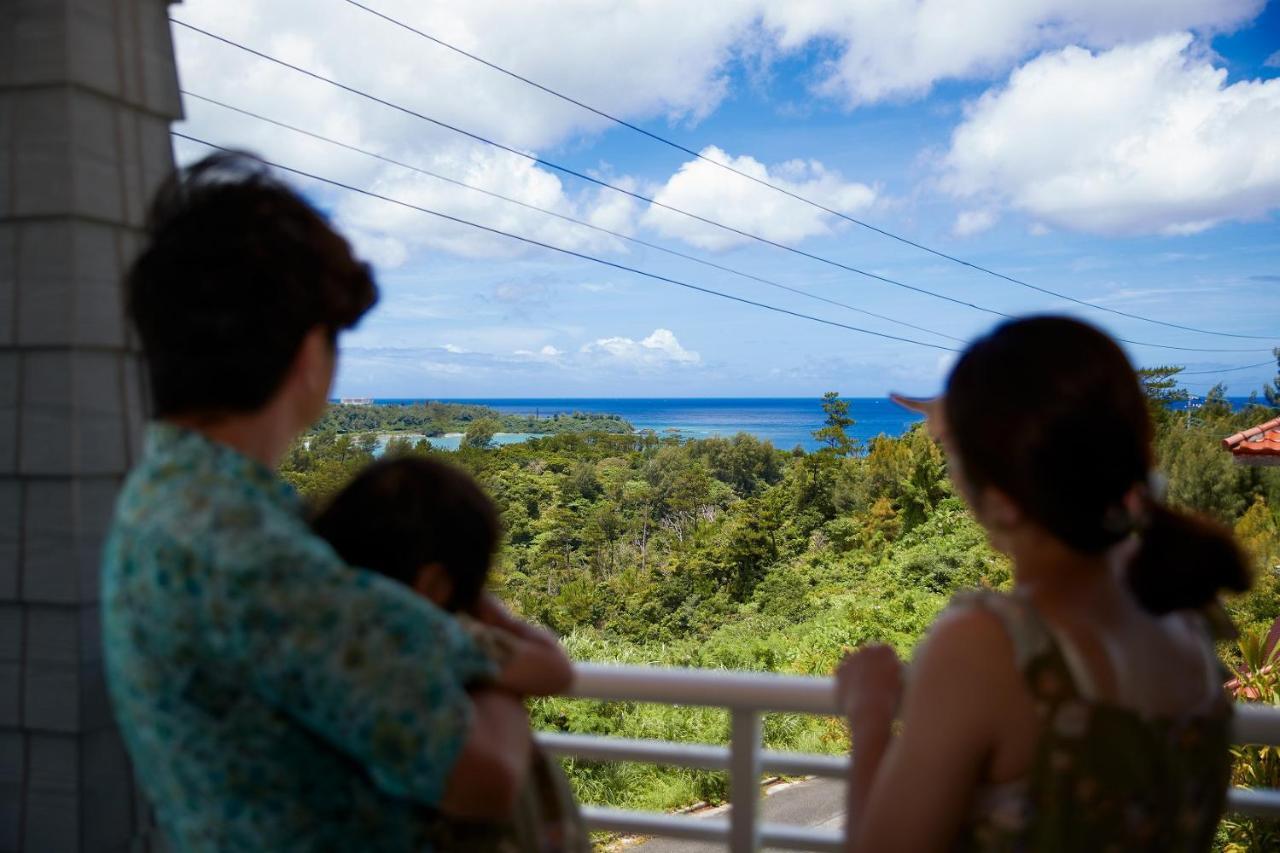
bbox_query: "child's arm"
[469,594,574,697]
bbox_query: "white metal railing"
[535,663,1280,853]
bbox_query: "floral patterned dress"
[951,592,1233,853]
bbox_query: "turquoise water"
[374,432,539,453]
[373,398,924,452]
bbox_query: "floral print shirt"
[102,423,496,852]
[951,591,1232,853]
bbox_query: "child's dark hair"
[944,316,1251,615]
[312,457,500,612]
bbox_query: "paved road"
[630,777,844,852]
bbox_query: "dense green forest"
[313,400,632,439]
[284,367,1280,841]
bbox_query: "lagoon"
[372,397,925,452]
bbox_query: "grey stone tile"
[77,479,123,605]
[0,225,14,345]
[24,787,79,853]
[0,733,23,853]
[0,605,20,662]
[0,730,23,785]
[136,113,175,221]
[21,479,78,603]
[17,353,73,478]
[0,732,23,845]
[0,479,19,600]
[0,97,12,222]
[71,353,129,477]
[4,2,69,88]
[79,602,102,664]
[138,2,182,119]
[0,661,19,727]
[24,660,80,732]
[79,660,112,732]
[11,89,73,219]
[19,352,129,477]
[28,732,77,791]
[68,0,122,101]
[0,353,16,476]
[0,732,20,850]
[122,356,147,465]
[82,729,134,853]
[71,91,124,224]
[15,221,76,346]
[22,477,121,605]
[71,223,128,348]
[115,114,145,231]
[26,605,78,665]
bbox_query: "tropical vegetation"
[281,360,1280,847]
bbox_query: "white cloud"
[952,208,998,237]
[442,343,467,353]
[514,344,564,360]
[330,147,637,259]
[345,229,409,269]
[1266,50,1280,69]
[759,0,1261,106]
[174,0,758,151]
[940,33,1280,236]
[642,146,876,250]
[581,328,701,368]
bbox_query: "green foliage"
[461,417,500,450]
[1220,630,1280,851]
[814,391,859,457]
[280,393,1280,824]
[313,400,632,437]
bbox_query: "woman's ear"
[412,563,455,608]
[973,486,1022,554]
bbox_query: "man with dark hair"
[102,152,532,851]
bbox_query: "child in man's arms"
[312,456,587,853]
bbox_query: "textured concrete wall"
[0,1,181,850]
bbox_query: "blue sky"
[171,0,1280,398]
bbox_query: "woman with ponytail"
[836,316,1250,853]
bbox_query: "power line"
[173,131,964,353]
[170,19,1275,355]
[169,20,1008,325]
[1178,360,1276,376]
[336,0,1277,344]
[181,89,966,345]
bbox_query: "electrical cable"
[336,0,1277,343]
[173,131,965,353]
[181,89,967,345]
[169,19,1276,354]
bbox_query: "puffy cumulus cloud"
[952,208,998,237]
[580,329,701,368]
[514,344,564,360]
[173,0,758,156]
[329,147,635,258]
[172,0,753,262]
[940,34,1280,236]
[642,147,875,250]
[759,0,1261,106]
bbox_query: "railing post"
[729,709,762,853]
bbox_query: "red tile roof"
[1223,416,1280,462]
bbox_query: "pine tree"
[813,391,858,457]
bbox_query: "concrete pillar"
[0,1,181,850]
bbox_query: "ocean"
[373,397,925,453]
